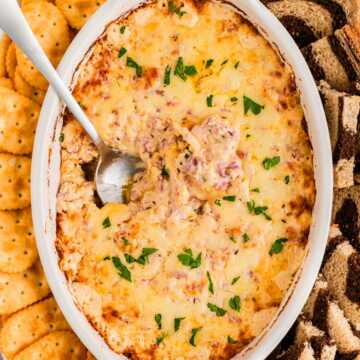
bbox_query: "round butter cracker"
[0,78,13,90]
[0,35,11,78]
[0,297,70,359]
[0,87,40,155]
[14,67,46,105]
[0,208,37,273]
[16,1,71,90]
[13,331,87,360]
[55,0,106,29]
[0,261,50,315]
[0,153,31,210]
[5,43,17,80]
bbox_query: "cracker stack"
[0,0,105,359]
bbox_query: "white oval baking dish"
[31,0,333,358]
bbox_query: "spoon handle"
[0,0,102,146]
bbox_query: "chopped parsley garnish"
[284,175,290,184]
[156,333,167,345]
[242,233,250,243]
[102,217,111,229]
[221,59,228,65]
[164,65,171,86]
[126,56,143,77]
[59,133,64,142]
[228,336,237,344]
[103,256,111,260]
[206,94,214,107]
[207,303,227,317]
[118,47,127,58]
[177,248,201,269]
[223,195,236,202]
[247,200,272,220]
[231,276,240,285]
[246,134,251,138]
[119,25,126,34]
[206,271,214,294]
[125,248,158,265]
[230,97,238,103]
[234,61,240,69]
[168,0,186,17]
[205,59,214,68]
[122,237,129,246]
[189,327,202,347]
[269,238,288,256]
[229,236,236,243]
[184,65,197,76]
[214,199,221,206]
[174,317,185,332]
[154,313,162,329]
[251,187,260,193]
[262,156,280,170]
[243,95,264,115]
[174,57,186,80]
[161,165,170,179]
[229,295,241,312]
[111,256,132,282]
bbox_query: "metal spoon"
[0,0,144,204]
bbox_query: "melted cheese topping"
[56,1,315,358]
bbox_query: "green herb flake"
[59,133,64,142]
[118,47,127,58]
[122,237,129,246]
[207,303,227,317]
[174,57,186,81]
[231,276,240,285]
[207,94,214,107]
[229,236,236,243]
[247,200,272,220]
[161,165,170,179]
[243,95,265,115]
[230,97,238,103]
[126,56,143,77]
[229,295,241,312]
[214,199,221,207]
[119,25,126,34]
[284,175,290,184]
[189,327,202,347]
[137,248,158,265]
[262,156,281,170]
[168,0,186,17]
[124,253,137,264]
[223,195,236,202]
[205,59,214,68]
[174,317,185,332]
[156,333,167,345]
[221,59,228,65]
[242,233,250,243]
[154,313,162,329]
[246,134,251,138]
[102,217,111,229]
[111,256,132,282]
[269,238,288,256]
[177,248,201,269]
[206,271,214,294]
[251,187,260,193]
[184,65,197,76]
[227,336,237,344]
[103,256,111,261]
[234,61,240,69]
[164,65,171,86]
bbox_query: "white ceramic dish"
[31,0,333,359]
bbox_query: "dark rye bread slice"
[323,241,360,331]
[318,81,360,188]
[276,342,316,359]
[266,0,334,48]
[302,25,360,93]
[296,318,337,360]
[333,186,360,251]
[303,278,360,354]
